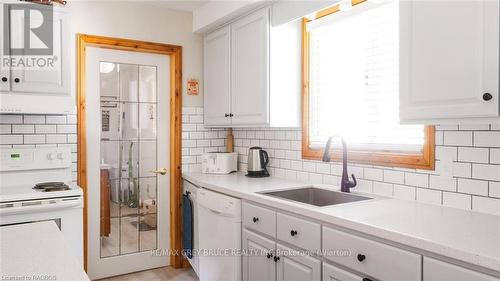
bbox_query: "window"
[302,0,434,169]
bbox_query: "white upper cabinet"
[203,7,301,127]
[0,4,9,92]
[400,0,500,123]
[9,9,69,95]
[204,26,232,126]
[231,8,270,126]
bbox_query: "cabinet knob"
[266,253,273,259]
[225,113,230,117]
[357,254,366,262]
[252,217,259,223]
[290,230,298,236]
[483,93,493,101]
[14,78,20,83]
[1,77,7,82]
[229,113,234,117]
[273,256,280,262]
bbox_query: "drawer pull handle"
[266,253,273,259]
[357,254,366,262]
[483,93,493,101]
[362,278,372,281]
[252,217,259,223]
[273,256,280,262]
[290,230,298,236]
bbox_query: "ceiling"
[142,0,209,12]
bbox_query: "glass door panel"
[99,62,158,258]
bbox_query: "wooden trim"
[301,2,435,170]
[77,34,184,270]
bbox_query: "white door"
[204,26,232,126]
[423,257,500,281]
[0,4,10,92]
[276,244,321,281]
[323,262,366,281]
[242,229,276,281]
[86,47,170,280]
[231,8,270,126]
[9,7,69,94]
[399,0,500,122]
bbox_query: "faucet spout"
[322,136,357,192]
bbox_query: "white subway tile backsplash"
[405,172,429,188]
[472,196,500,216]
[46,115,66,124]
[452,162,472,178]
[416,188,442,205]
[472,164,500,181]
[489,149,500,164]
[383,170,405,184]
[0,124,11,134]
[393,184,416,200]
[46,134,67,144]
[12,124,34,134]
[0,135,23,144]
[364,168,383,181]
[442,192,471,210]
[457,178,488,196]
[458,147,489,163]
[35,124,57,134]
[490,182,500,198]
[474,131,500,147]
[373,182,393,196]
[0,115,23,124]
[23,135,45,144]
[443,131,473,146]
[23,115,45,124]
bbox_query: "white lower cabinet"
[423,257,500,281]
[276,244,321,281]
[242,229,276,281]
[323,262,366,281]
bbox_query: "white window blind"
[307,1,424,153]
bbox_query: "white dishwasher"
[198,188,242,281]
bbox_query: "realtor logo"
[3,3,54,56]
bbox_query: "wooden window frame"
[301,1,435,170]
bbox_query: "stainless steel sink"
[260,187,372,207]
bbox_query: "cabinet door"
[231,8,270,126]
[0,4,9,92]
[400,0,500,122]
[204,26,232,126]
[323,262,366,281]
[242,229,275,281]
[276,244,321,281]
[423,257,500,281]
[10,9,69,95]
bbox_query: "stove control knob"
[57,153,64,160]
[46,153,54,160]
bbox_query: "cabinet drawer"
[277,212,320,252]
[323,226,421,281]
[424,257,500,281]
[243,202,276,237]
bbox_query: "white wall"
[67,1,204,107]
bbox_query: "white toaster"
[201,152,238,174]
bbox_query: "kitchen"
[0,0,499,281]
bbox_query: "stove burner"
[33,182,70,192]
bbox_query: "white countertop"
[0,221,90,281]
[183,172,500,273]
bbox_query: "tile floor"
[98,266,197,281]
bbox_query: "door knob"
[151,168,167,175]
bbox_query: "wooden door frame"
[76,34,183,270]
